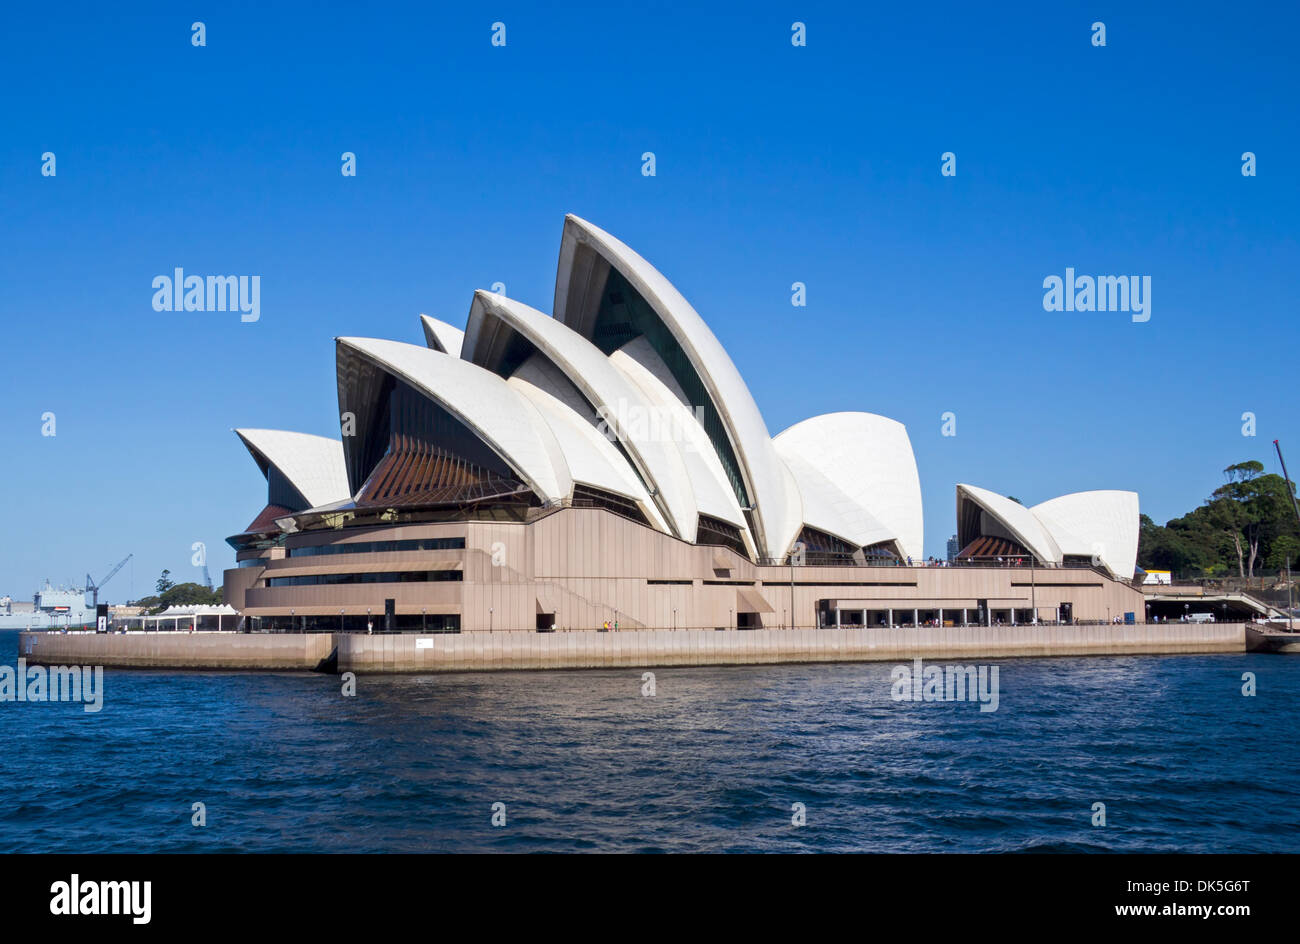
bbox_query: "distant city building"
[946,535,959,562]
[223,215,1143,632]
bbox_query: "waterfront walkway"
[19,623,1248,673]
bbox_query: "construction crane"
[1275,441,1300,633]
[1276,440,1300,527]
[202,563,214,592]
[85,553,133,607]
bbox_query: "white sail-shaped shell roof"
[553,214,804,560]
[1033,491,1140,579]
[507,353,671,533]
[464,289,698,541]
[610,337,752,540]
[337,336,571,504]
[774,413,924,561]
[420,314,464,358]
[957,484,1139,579]
[233,428,351,509]
[777,449,898,552]
[956,483,1062,564]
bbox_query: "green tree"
[1267,535,1300,572]
[131,582,222,615]
[157,582,221,608]
[155,569,174,595]
[1210,462,1290,578]
[1138,514,1209,574]
[1137,459,1300,580]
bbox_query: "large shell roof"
[775,412,924,561]
[507,352,670,533]
[553,214,804,560]
[464,289,698,540]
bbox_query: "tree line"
[130,569,223,613]
[1139,461,1300,579]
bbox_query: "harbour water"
[0,630,1295,853]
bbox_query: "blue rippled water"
[0,630,1295,853]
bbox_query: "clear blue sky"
[1,2,1296,601]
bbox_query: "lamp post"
[339,609,344,632]
[291,609,295,634]
[422,608,426,633]
[672,607,677,631]
[1030,557,1037,624]
[489,607,494,634]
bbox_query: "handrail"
[752,556,1107,571]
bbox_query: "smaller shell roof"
[956,483,1063,564]
[337,336,571,504]
[233,428,351,510]
[1032,490,1140,579]
[956,484,1140,579]
[420,314,465,357]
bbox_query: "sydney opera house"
[223,215,1144,632]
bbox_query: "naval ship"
[0,582,97,630]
